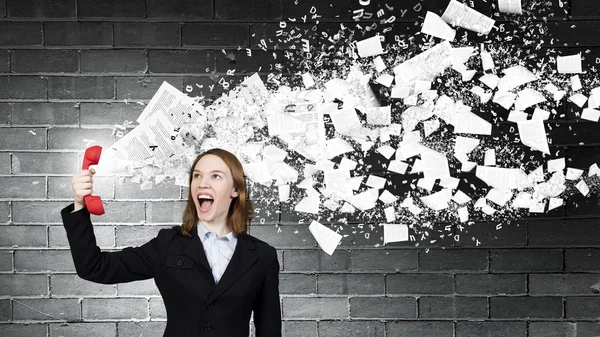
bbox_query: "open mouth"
[197,194,214,212]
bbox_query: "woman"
[60,148,282,337]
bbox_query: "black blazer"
[60,203,282,337]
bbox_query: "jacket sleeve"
[60,203,169,284]
[252,247,282,337]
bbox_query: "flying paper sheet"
[498,0,523,14]
[517,119,549,154]
[392,41,452,87]
[383,224,409,244]
[514,88,546,111]
[557,54,583,74]
[309,220,342,255]
[421,11,457,41]
[356,35,385,58]
[497,66,538,92]
[441,0,496,35]
[476,166,530,190]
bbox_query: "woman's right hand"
[71,168,96,212]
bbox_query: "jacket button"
[207,303,214,309]
[176,259,183,267]
[203,323,212,331]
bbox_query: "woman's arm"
[61,203,170,284]
[252,247,282,337]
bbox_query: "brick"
[250,225,316,248]
[0,274,47,296]
[387,321,453,337]
[77,0,145,18]
[0,127,45,150]
[116,225,169,247]
[13,49,79,73]
[419,296,487,318]
[83,298,148,320]
[115,76,182,100]
[15,250,74,272]
[281,0,353,21]
[566,248,600,271]
[8,76,47,99]
[50,274,116,296]
[566,296,600,318]
[48,76,114,99]
[491,249,562,272]
[0,251,11,271]
[48,127,114,150]
[0,50,9,73]
[351,249,417,272]
[146,0,212,18]
[148,50,212,74]
[282,297,347,319]
[49,224,115,248]
[117,278,160,296]
[455,221,527,247]
[548,21,600,47]
[12,152,78,174]
[7,0,75,17]
[387,273,453,295]
[284,249,349,272]
[0,0,4,17]
[214,49,282,74]
[0,76,7,97]
[0,324,47,336]
[118,321,165,337]
[146,201,186,223]
[0,299,10,321]
[419,249,487,271]
[115,178,180,200]
[80,102,143,125]
[89,201,145,224]
[114,22,180,47]
[280,273,316,294]
[318,273,383,295]
[531,322,600,337]
[0,103,9,123]
[80,50,146,74]
[0,176,46,198]
[48,175,114,201]
[216,0,281,19]
[0,201,9,223]
[455,274,526,295]
[350,296,415,318]
[182,23,249,47]
[490,296,562,318]
[0,153,10,174]
[530,274,600,295]
[319,321,384,337]
[0,22,43,45]
[50,322,116,337]
[0,225,46,247]
[530,219,600,246]
[12,201,66,223]
[283,321,316,337]
[456,321,526,337]
[571,0,600,16]
[45,22,112,46]
[11,102,78,125]
[13,298,79,321]
[149,298,165,319]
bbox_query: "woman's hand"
[71,168,96,212]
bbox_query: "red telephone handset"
[82,146,105,215]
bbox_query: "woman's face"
[191,154,239,228]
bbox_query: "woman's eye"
[212,174,220,179]
[193,174,200,178]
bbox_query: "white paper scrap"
[376,145,396,160]
[388,160,409,174]
[479,73,499,89]
[589,163,600,177]
[498,0,523,14]
[476,166,530,190]
[302,73,315,88]
[512,192,532,208]
[582,108,600,122]
[278,184,290,202]
[365,175,387,189]
[441,0,496,35]
[383,224,409,244]
[384,206,396,222]
[455,136,480,154]
[458,206,469,222]
[422,11,457,41]
[548,197,563,211]
[420,189,453,211]
[309,221,342,255]
[373,56,386,72]
[356,35,384,58]
[379,190,398,204]
[452,190,471,205]
[376,74,394,87]
[486,188,513,207]
[547,158,565,172]
[532,108,551,121]
[295,195,320,214]
[517,119,549,154]
[484,149,496,166]
[497,66,537,92]
[557,54,582,74]
[576,179,590,196]
[571,75,582,91]
[514,88,546,111]
[566,168,584,180]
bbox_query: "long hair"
[180,148,253,237]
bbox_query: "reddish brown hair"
[180,148,253,237]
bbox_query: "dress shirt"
[197,222,238,284]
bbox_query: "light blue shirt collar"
[197,222,237,248]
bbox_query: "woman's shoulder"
[240,233,277,256]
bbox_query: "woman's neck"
[200,221,231,238]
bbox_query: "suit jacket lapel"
[208,233,258,302]
[183,227,216,288]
